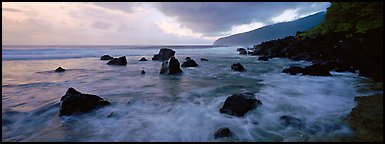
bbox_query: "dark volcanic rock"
[302,63,332,76]
[282,66,304,75]
[181,59,198,67]
[55,67,65,72]
[200,58,208,61]
[279,115,305,128]
[107,56,127,66]
[141,70,145,74]
[168,57,183,75]
[231,63,245,72]
[185,57,191,60]
[152,48,175,61]
[258,56,269,61]
[59,88,111,116]
[100,55,114,60]
[139,57,148,61]
[214,127,232,139]
[220,93,262,117]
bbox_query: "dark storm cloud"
[156,2,331,36]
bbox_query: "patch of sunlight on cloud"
[271,8,299,23]
[227,22,265,35]
[156,19,202,38]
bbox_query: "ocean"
[1,45,379,142]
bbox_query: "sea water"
[1,45,379,142]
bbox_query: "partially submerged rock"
[139,57,148,61]
[181,59,199,67]
[107,56,127,66]
[141,70,145,74]
[200,58,208,61]
[279,115,305,128]
[258,56,269,61]
[220,93,262,117]
[100,55,114,60]
[231,63,245,72]
[152,48,175,61]
[55,67,65,72]
[59,88,110,116]
[159,56,183,75]
[168,57,183,75]
[282,66,304,75]
[302,64,332,76]
[214,127,232,139]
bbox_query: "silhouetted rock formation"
[181,59,199,67]
[59,88,110,116]
[152,48,175,61]
[139,57,148,61]
[107,56,127,66]
[100,55,114,60]
[55,67,65,72]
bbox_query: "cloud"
[156,2,331,37]
[92,21,112,30]
[2,8,24,13]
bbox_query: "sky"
[2,2,331,45]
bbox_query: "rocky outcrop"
[55,67,65,72]
[181,59,199,67]
[346,93,383,142]
[219,93,262,117]
[152,48,175,61]
[282,64,332,76]
[141,70,145,74]
[107,56,127,66]
[214,127,232,139]
[139,57,148,61]
[100,55,114,60]
[59,88,111,116]
[231,63,245,72]
[200,58,208,61]
[252,27,383,81]
[159,56,183,75]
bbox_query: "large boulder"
[282,66,305,75]
[231,63,245,72]
[100,55,114,60]
[181,59,198,67]
[59,88,111,116]
[107,56,127,66]
[219,93,262,117]
[152,48,175,61]
[302,63,332,76]
[55,67,65,72]
[160,56,183,75]
[168,56,183,75]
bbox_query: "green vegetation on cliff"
[300,2,383,38]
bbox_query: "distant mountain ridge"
[213,11,326,46]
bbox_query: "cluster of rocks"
[100,55,127,66]
[249,27,383,81]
